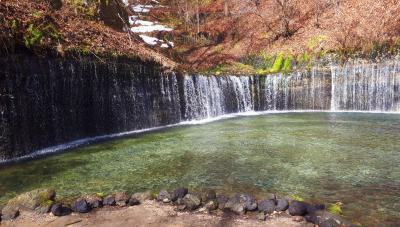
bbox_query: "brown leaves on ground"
[0,0,176,69]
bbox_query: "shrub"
[270,54,284,73]
[24,24,43,48]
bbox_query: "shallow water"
[0,112,399,225]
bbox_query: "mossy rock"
[5,188,55,212]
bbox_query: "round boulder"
[288,201,309,216]
[103,195,116,206]
[275,198,289,211]
[258,199,276,214]
[51,203,72,216]
[71,198,91,213]
[182,194,201,210]
[171,188,188,202]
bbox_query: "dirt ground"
[1,200,314,227]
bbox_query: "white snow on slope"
[131,24,173,33]
[132,4,153,13]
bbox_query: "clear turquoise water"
[0,112,399,225]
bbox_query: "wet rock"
[288,201,309,216]
[115,192,129,207]
[225,195,245,215]
[131,191,152,203]
[275,198,289,211]
[85,195,103,208]
[71,198,91,213]
[258,199,276,214]
[157,190,171,203]
[103,195,116,206]
[1,205,19,220]
[171,188,188,202]
[205,200,218,211]
[225,194,257,214]
[4,188,56,214]
[216,195,229,210]
[182,194,201,210]
[305,210,353,227]
[128,198,140,206]
[257,212,266,221]
[51,203,72,216]
[241,194,258,211]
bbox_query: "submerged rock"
[115,192,129,206]
[171,188,188,202]
[258,199,276,214]
[51,203,72,216]
[288,201,309,216]
[71,198,91,213]
[275,198,289,211]
[182,194,201,210]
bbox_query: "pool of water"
[1,112,400,225]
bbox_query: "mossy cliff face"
[0,54,181,160]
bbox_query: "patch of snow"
[132,20,155,26]
[167,41,174,47]
[132,4,153,13]
[151,0,160,4]
[121,0,129,6]
[160,43,169,48]
[139,35,160,45]
[131,24,173,33]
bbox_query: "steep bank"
[1,55,399,161]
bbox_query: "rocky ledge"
[0,188,353,227]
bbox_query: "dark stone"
[275,198,289,211]
[85,195,103,208]
[171,188,188,202]
[241,194,258,211]
[157,190,171,203]
[128,198,140,206]
[51,203,72,216]
[206,190,217,201]
[288,201,308,216]
[103,195,116,206]
[216,195,229,210]
[258,199,276,214]
[71,198,91,213]
[182,194,201,210]
[115,192,129,206]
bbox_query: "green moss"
[291,195,305,202]
[328,202,343,215]
[270,54,284,73]
[282,55,293,72]
[24,24,43,48]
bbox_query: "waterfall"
[1,55,400,161]
[331,61,400,112]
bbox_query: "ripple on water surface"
[0,112,400,226]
